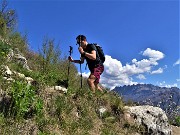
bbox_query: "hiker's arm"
[68,56,84,64]
[73,57,84,64]
[79,46,96,60]
[83,50,96,60]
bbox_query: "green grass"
[0,24,144,135]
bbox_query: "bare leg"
[87,74,96,93]
[94,82,103,92]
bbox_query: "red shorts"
[91,64,104,83]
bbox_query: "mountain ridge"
[113,83,180,104]
[113,83,180,124]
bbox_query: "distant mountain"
[113,84,180,117]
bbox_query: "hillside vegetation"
[0,36,138,134]
[0,1,143,134]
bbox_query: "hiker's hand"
[78,46,84,54]
[68,56,73,62]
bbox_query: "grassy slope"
[0,37,141,135]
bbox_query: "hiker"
[68,35,104,93]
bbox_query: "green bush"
[35,98,44,117]
[0,40,10,63]
[0,17,7,37]
[9,80,41,119]
[9,32,28,53]
[175,116,180,126]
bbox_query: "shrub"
[175,116,180,126]
[0,40,10,64]
[7,80,42,120]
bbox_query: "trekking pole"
[67,46,73,88]
[79,36,83,89]
[80,59,82,89]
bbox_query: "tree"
[0,15,7,37]
[0,0,17,36]
[39,37,61,74]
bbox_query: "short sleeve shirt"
[81,44,102,72]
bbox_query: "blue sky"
[9,0,179,89]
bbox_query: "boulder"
[7,48,31,71]
[1,65,12,77]
[13,71,25,78]
[54,86,68,93]
[124,105,172,135]
[25,77,34,85]
[98,106,107,118]
[7,48,14,61]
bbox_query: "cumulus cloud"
[100,55,137,90]
[100,48,165,90]
[136,74,146,80]
[151,68,163,74]
[142,48,165,60]
[103,55,123,77]
[173,59,180,66]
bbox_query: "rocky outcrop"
[124,105,172,135]
[54,86,67,93]
[1,65,34,85]
[48,86,68,93]
[1,44,34,84]
[8,48,31,71]
[113,84,180,124]
[1,65,12,78]
[1,36,31,71]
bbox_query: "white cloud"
[142,48,165,60]
[151,68,163,74]
[158,81,178,88]
[100,48,165,90]
[103,55,123,77]
[81,72,90,78]
[123,59,152,75]
[176,79,180,82]
[173,59,180,66]
[78,48,166,90]
[136,74,146,80]
[100,55,137,90]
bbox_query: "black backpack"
[91,43,105,63]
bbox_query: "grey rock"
[124,105,172,135]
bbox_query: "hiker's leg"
[93,64,104,92]
[87,74,96,93]
[94,82,103,92]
